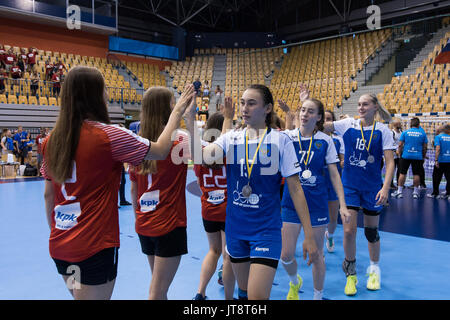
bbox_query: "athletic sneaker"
[344,275,358,296]
[438,194,449,199]
[426,193,437,198]
[217,264,223,286]
[193,293,207,300]
[286,275,303,300]
[325,231,335,253]
[366,265,381,291]
[390,190,403,198]
[412,193,419,199]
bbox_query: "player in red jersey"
[129,86,194,300]
[41,66,195,300]
[193,112,236,300]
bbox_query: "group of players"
[40,65,448,300]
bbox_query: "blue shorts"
[327,184,338,202]
[344,186,383,214]
[281,207,329,227]
[225,234,281,262]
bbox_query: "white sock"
[313,288,323,300]
[398,186,403,193]
[413,187,419,194]
[370,260,379,267]
[289,273,299,285]
[327,231,334,238]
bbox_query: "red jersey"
[193,162,227,222]
[45,63,53,74]
[5,54,15,65]
[27,52,36,64]
[41,121,150,262]
[11,66,21,77]
[35,134,46,154]
[130,131,189,237]
[51,73,61,87]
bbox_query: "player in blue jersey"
[185,84,319,300]
[280,98,351,300]
[428,124,450,199]
[323,110,345,254]
[323,93,395,296]
[391,117,428,199]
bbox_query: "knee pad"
[364,227,380,243]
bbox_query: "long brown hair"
[46,66,110,183]
[138,86,173,175]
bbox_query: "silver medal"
[367,155,375,164]
[242,184,252,198]
[302,170,312,179]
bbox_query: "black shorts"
[229,256,279,269]
[53,247,119,286]
[138,227,188,257]
[399,158,423,175]
[202,219,225,233]
[347,206,381,216]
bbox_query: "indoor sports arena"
[0,0,449,303]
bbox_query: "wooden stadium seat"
[0,94,7,104]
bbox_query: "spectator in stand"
[4,49,16,73]
[56,60,67,74]
[45,59,54,81]
[193,78,202,96]
[215,85,223,111]
[0,45,6,67]
[35,127,48,176]
[30,70,40,96]
[17,56,25,74]
[51,70,61,98]
[0,66,6,94]
[10,63,22,90]
[202,80,210,98]
[19,49,28,72]
[27,47,37,72]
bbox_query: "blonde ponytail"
[363,93,392,123]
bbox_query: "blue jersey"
[436,133,450,163]
[281,130,338,215]
[434,133,443,147]
[333,118,395,192]
[399,128,428,160]
[214,128,300,240]
[129,121,141,134]
[13,131,28,150]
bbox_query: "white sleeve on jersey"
[324,134,339,165]
[336,135,345,154]
[380,123,396,151]
[213,130,231,153]
[333,117,353,137]
[279,133,301,178]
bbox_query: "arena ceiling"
[117,0,394,33]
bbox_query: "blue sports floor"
[0,169,449,300]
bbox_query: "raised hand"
[299,83,310,102]
[278,99,291,113]
[222,96,235,120]
[174,84,196,116]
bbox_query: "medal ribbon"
[297,129,314,167]
[360,120,376,154]
[245,127,268,181]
